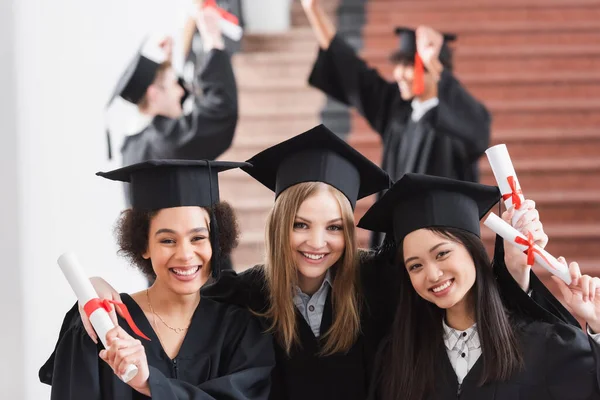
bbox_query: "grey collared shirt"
[293,271,333,337]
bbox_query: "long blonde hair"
[261,182,361,356]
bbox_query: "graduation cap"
[97,159,250,277]
[243,124,391,209]
[105,39,192,159]
[390,27,457,96]
[358,173,500,243]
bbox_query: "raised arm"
[303,0,408,136]
[302,0,336,50]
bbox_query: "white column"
[0,0,24,397]
[242,0,292,33]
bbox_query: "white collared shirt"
[442,320,482,384]
[411,97,439,122]
[293,270,333,337]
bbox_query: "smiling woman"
[39,159,275,400]
[202,124,395,400]
[116,202,238,284]
[359,173,600,400]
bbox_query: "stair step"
[349,98,600,131]
[235,45,600,75]
[347,127,600,162]
[367,0,600,10]
[243,22,600,52]
[237,70,600,101]
[365,29,600,49]
[365,4,600,25]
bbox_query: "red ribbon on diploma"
[501,176,523,210]
[84,298,151,341]
[203,0,239,25]
[514,232,556,270]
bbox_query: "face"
[393,62,436,101]
[402,229,476,310]
[290,189,346,288]
[143,206,212,294]
[149,67,184,118]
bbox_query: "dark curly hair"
[115,202,239,279]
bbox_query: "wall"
[0,0,24,397]
[1,0,196,398]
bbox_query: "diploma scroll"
[485,144,526,226]
[483,213,572,284]
[57,252,139,383]
[194,0,243,41]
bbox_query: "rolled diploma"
[218,18,243,41]
[57,252,138,383]
[190,4,243,41]
[483,213,572,284]
[485,144,526,226]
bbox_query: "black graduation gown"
[121,48,238,204]
[201,240,578,400]
[369,319,600,400]
[201,264,389,400]
[307,34,491,184]
[308,35,491,247]
[39,294,275,400]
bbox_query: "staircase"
[347,0,600,298]
[217,0,340,270]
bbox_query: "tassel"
[412,52,425,96]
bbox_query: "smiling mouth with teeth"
[170,266,200,276]
[431,279,454,293]
[301,252,326,261]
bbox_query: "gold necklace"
[146,289,189,334]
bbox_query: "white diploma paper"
[483,213,572,284]
[57,252,139,382]
[485,144,527,226]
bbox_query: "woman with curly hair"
[39,159,275,400]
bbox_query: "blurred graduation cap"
[105,39,191,160]
[243,124,391,209]
[97,159,249,278]
[358,173,500,243]
[390,27,457,96]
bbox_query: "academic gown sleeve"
[434,70,491,161]
[39,304,105,400]
[492,235,580,327]
[539,322,600,399]
[307,34,411,136]
[146,308,275,400]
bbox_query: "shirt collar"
[411,97,439,122]
[442,319,480,351]
[294,269,333,298]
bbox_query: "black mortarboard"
[243,124,391,209]
[390,27,457,69]
[96,159,248,210]
[97,159,249,279]
[358,173,500,243]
